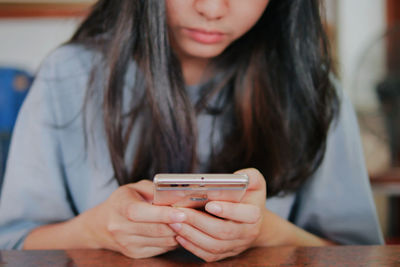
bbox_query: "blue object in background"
[0,67,33,190]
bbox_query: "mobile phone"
[152,173,249,208]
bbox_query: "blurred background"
[0,0,399,244]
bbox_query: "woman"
[0,0,383,262]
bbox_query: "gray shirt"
[0,44,384,249]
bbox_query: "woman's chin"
[180,44,228,60]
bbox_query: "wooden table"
[370,168,400,242]
[371,168,400,196]
[1,246,400,267]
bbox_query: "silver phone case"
[153,173,248,208]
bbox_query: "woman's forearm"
[254,209,336,247]
[23,214,99,250]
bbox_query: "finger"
[132,222,176,237]
[169,223,248,255]
[234,168,266,192]
[234,168,267,203]
[123,201,187,224]
[205,201,261,224]
[109,221,176,237]
[176,236,238,263]
[127,180,154,202]
[122,245,176,259]
[117,187,187,223]
[115,234,178,248]
[176,207,247,240]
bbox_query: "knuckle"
[116,238,131,250]
[164,237,178,247]
[247,226,260,241]
[115,185,131,197]
[123,250,141,259]
[153,224,169,237]
[232,246,245,255]
[160,209,170,222]
[209,245,225,255]
[124,247,165,259]
[218,226,234,240]
[204,254,219,263]
[106,222,121,234]
[127,253,140,259]
[109,187,124,203]
[123,203,135,220]
[161,207,175,223]
[252,206,262,223]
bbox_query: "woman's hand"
[77,180,187,259]
[168,168,335,262]
[168,168,267,262]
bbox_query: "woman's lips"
[184,28,225,44]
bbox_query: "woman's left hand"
[168,168,266,262]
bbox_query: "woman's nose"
[194,0,229,21]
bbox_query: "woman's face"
[166,0,269,61]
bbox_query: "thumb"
[127,180,154,203]
[234,168,267,197]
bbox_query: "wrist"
[252,208,289,247]
[253,208,335,247]
[23,212,103,250]
[75,205,106,249]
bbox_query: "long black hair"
[70,0,339,197]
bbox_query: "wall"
[337,0,387,110]
[337,0,390,237]
[0,18,81,73]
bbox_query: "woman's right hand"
[78,180,186,259]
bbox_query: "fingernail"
[170,212,186,222]
[169,223,182,232]
[206,203,222,214]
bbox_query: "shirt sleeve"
[290,91,384,245]
[0,52,76,249]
